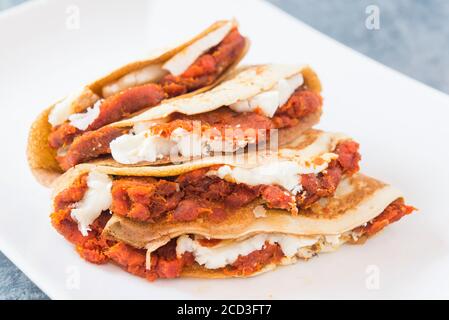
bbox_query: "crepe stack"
[28,19,249,186]
[28,19,415,281]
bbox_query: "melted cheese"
[68,100,102,130]
[176,233,320,269]
[324,235,341,246]
[212,153,336,195]
[110,126,249,164]
[70,171,112,236]
[102,64,168,98]
[253,205,267,218]
[171,128,204,158]
[206,131,346,194]
[110,131,176,164]
[229,74,303,117]
[122,65,304,123]
[48,87,86,126]
[163,22,233,76]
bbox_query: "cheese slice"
[70,171,112,236]
[229,74,303,117]
[68,100,102,130]
[210,152,337,195]
[163,21,233,76]
[110,126,249,164]
[176,233,320,269]
[48,87,86,126]
[102,64,168,98]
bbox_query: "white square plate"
[1,0,448,299]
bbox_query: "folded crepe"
[27,19,249,186]
[104,174,414,280]
[48,129,408,280]
[50,154,414,280]
[51,129,359,230]
[29,63,322,186]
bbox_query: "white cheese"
[110,126,250,164]
[248,91,280,117]
[324,235,341,246]
[163,22,233,76]
[253,205,267,218]
[228,100,251,113]
[213,154,335,195]
[171,128,203,158]
[206,135,249,154]
[296,247,315,259]
[215,162,300,193]
[102,64,167,98]
[110,128,205,164]
[130,121,154,134]
[68,100,102,130]
[176,233,319,269]
[110,131,175,164]
[350,230,363,242]
[229,74,303,117]
[70,171,112,236]
[320,234,346,253]
[281,74,304,105]
[48,87,86,126]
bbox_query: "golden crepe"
[27,19,250,186]
[104,173,414,279]
[25,16,414,285]
[29,63,322,186]
[50,158,414,280]
[46,129,414,282]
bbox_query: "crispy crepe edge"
[27,19,249,186]
[108,174,404,279]
[102,174,403,249]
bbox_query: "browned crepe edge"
[88,20,239,95]
[27,21,249,186]
[101,174,402,249]
[179,262,279,279]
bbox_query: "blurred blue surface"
[268,0,449,93]
[0,0,447,300]
[0,251,48,299]
[0,0,27,10]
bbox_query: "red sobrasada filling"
[53,140,361,236]
[55,86,323,170]
[52,174,112,264]
[51,192,414,281]
[50,139,415,281]
[355,199,415,236]
[110,140,359,223]
[50,141,359,276]
[48,28,246,154]
[107,198,415,281]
